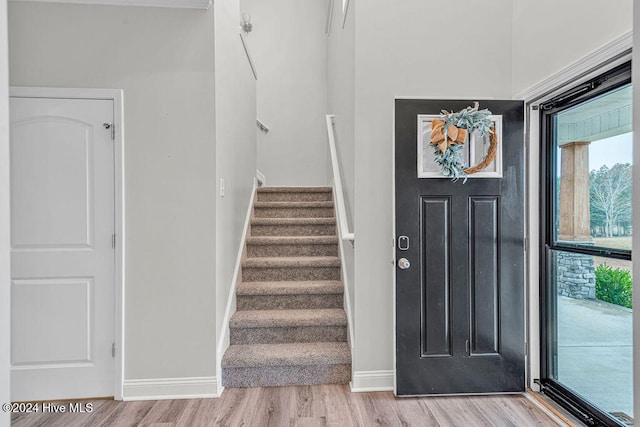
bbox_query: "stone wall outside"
[556,251,596,299]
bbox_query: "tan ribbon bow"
[430,119,468,153]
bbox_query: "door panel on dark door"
[420,196,452,358]
[395,99,525,395]
[469,196,499,356]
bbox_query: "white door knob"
[397,258,410,269]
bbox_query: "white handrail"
[326,114,354,243]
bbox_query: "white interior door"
[10,96,115,401]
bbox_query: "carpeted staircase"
[221,186,352,388]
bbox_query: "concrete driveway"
[557,296,633,420]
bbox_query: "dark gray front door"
[395,99,525,395]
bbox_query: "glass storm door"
[539,62,633,426]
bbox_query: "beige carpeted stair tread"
[237,281,343,296]
[246,236,338,245]
[222,342,351,368]
[251,217,336,225]
[257,187,332,193]
[230,309,347,328]
[254,201,334,208]
[249,218,337,238]
[242,256,341,268]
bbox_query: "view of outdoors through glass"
[552,84,633,422]
[555,85,633,250]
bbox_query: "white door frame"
[10,86,125,400]
[1,0,10,422]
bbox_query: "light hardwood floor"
[11,385,561,427]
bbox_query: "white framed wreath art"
[417,103,503,181]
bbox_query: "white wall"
[213,0,257,379]
[327,0,355,338]
[345,0,634,389]
[242,0,328,186]
[1,0,10,422]
[512,1,632,97]
[9,3,218,385]
[351,0,514,381]
[632,1,639,419]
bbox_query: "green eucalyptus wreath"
[430,102,494,182]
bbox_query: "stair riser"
[247,244,338,257]
[242,267,340,282]
[230,326,347,345]
[222,364,351,388]
[254,207,334,218]
[251,224,337,236]
[257,192,332,202]
[237,294,343,310]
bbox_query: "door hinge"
[112,342,116,358]
[465,339,470,355]
[112,233,116,249]
[524,236,528,252]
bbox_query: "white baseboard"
[256,169,266,187]
[122,376,219,401]
[215,179,257,396]
[332,183,356,375]
[350,370,395,392]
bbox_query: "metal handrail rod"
[257,119,270,133]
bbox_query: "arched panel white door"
[10,96,115,400]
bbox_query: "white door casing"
[10,96,116,400]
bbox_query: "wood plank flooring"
[11,385,560,427]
